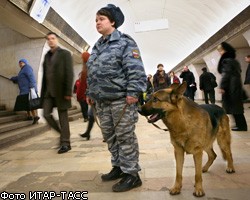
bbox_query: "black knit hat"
[100,4,124,28]
[201,67,207,71]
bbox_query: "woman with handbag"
[10,59,40,124]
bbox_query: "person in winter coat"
[244,55,250,85]
[73,71,88,122]
[153,64,171,91]
[199,67,217,104]
[217,42,247,131]
[41,32,74,154]
[169,71,180,84]
[10,59,40,124]
[145,74,154,102]
[138,74,153,105]
[79,51,95,140]
[180,66,196,100]
[244,55,250,99]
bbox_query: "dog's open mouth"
[148,113,161,123]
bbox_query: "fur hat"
[18,58,28,64]
[217,42,236,74]
[82,52,90,63]
[220,42,236,58]
[100,4,124,28]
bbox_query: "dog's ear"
[169,82,186,103]
[175,82,187,95]
[156,88,173,101]
[169,83,180,90]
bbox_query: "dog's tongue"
[148,114,159,123]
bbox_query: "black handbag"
[29,88,42,110]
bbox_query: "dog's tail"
[199,104,226,131]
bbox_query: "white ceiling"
[51,0,250,74]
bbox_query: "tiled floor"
[1,102,250,200]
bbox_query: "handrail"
[0,74,11,81]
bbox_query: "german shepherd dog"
[139,82,235,197]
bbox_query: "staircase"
[68,105,84,121]
[0,104,82,148]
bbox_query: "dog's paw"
[193,189,205,197]
[202,167,208,173]
[169,187,181,195]
[226,168,235,174]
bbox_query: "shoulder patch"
[132,49,140,59]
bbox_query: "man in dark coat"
[244,55,250,85]
[41,32,74,153]
[199,67,217,104]
[244,55,250,98]
[153,64,171,91]
[180,66,196,100]
[244,55,250,101]
[217,42,247,131]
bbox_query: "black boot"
[80,116,94,140]
[80,132,90,140]
[112,173,142,192]
[101,166,124,181]
[32,116,40,125]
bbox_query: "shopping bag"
[30,87,37,99]
[29,88,42,110]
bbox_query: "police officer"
[86,4,147,192]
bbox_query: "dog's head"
[139,82,187,123]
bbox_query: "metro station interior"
[0,1,250,199]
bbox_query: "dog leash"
[92,103,128,131]
[91,105,102,129]
[145,116,168,132]
[92,103,168,132]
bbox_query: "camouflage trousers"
[95,98,141,175]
